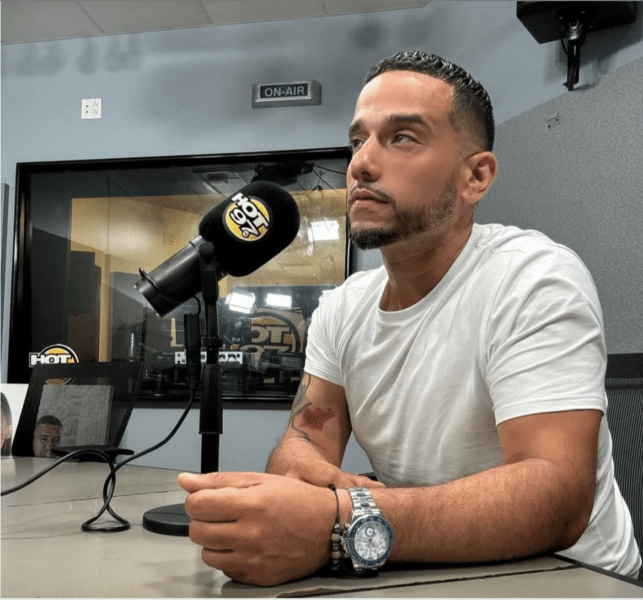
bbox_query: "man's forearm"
[266,434,383,490]
[265,435,327,475]
[372,457,594,564]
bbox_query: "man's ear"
[460,151,498,205]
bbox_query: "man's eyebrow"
[348,113,432,138]
[386,113,431,129]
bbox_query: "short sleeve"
[304,289,344,387]
[485,246,607,424]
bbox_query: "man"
[32,415,63,458]
[1,394,12,456]
[179,51,641,586]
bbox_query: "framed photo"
[9,148,351,404]
[11,362,143,457]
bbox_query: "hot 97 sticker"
[224,192,271,242]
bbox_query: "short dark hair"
[365,50,495,152]
[36,415,63,429]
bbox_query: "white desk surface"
[2,457,643,598]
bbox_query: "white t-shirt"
[305,222,641,578]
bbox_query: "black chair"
[12,361,143,460]
[605,353,643,579]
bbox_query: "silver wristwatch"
[341,487,394,571]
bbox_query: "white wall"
[3,1,643,471]
[121,406,370,473]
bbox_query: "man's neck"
[379,224,473,311]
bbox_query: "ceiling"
[1,0,429,45]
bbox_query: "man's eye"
[393,133,413,143]
[349,138,363,152]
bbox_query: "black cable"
[81,454,129,533]
[312,170,335,190]
[1,388,198,533]
[568,42,581,90]
[114,388,197,473]
[83,387,197,532]
[1,448,116,497]
[314,164,349,176]
[560,37,569,56]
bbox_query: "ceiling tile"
[201,0,326,25]
[1,0,431,45]
[1,1,103,44]
[78,0,213,35]
[324,0,428,16]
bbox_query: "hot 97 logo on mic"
[224,192,271,242]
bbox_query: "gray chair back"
[605,353,643,580]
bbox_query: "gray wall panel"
[477,57,643,353]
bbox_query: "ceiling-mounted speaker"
[517,2,638,90]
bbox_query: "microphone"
[136,181,300,317]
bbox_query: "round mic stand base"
[143,503,191,536]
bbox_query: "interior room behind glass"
[11,150,349,402]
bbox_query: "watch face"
[346,515,393,567]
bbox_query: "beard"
[348,176,457,250]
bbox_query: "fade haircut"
[36,415,63,429]
[365,51,495,152]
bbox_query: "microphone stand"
[197,241,223,474]
[142,241,223,535]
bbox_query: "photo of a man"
[1,394,13,456]
[32,415,63,458]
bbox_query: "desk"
[2,457,642,598]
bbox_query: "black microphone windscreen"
[198,181,300,277]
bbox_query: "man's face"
[33,424,62,458]
[346,70,464,249]
[1,412,10,447]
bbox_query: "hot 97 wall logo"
[29,344,79,367]
[224,193,271,242]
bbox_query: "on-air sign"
[252,80,321,109]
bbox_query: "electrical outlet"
[81,98,102,119]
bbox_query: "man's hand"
[178,471,337,587]
[283,456,385,489]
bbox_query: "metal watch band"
[346,487,381,521]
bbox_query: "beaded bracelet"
[328,484,343,570]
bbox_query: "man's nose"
[348,139,381,184]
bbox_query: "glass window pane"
[11,150,349,402]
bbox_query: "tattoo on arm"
[288,374,336,441]
[289,374,312,441]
